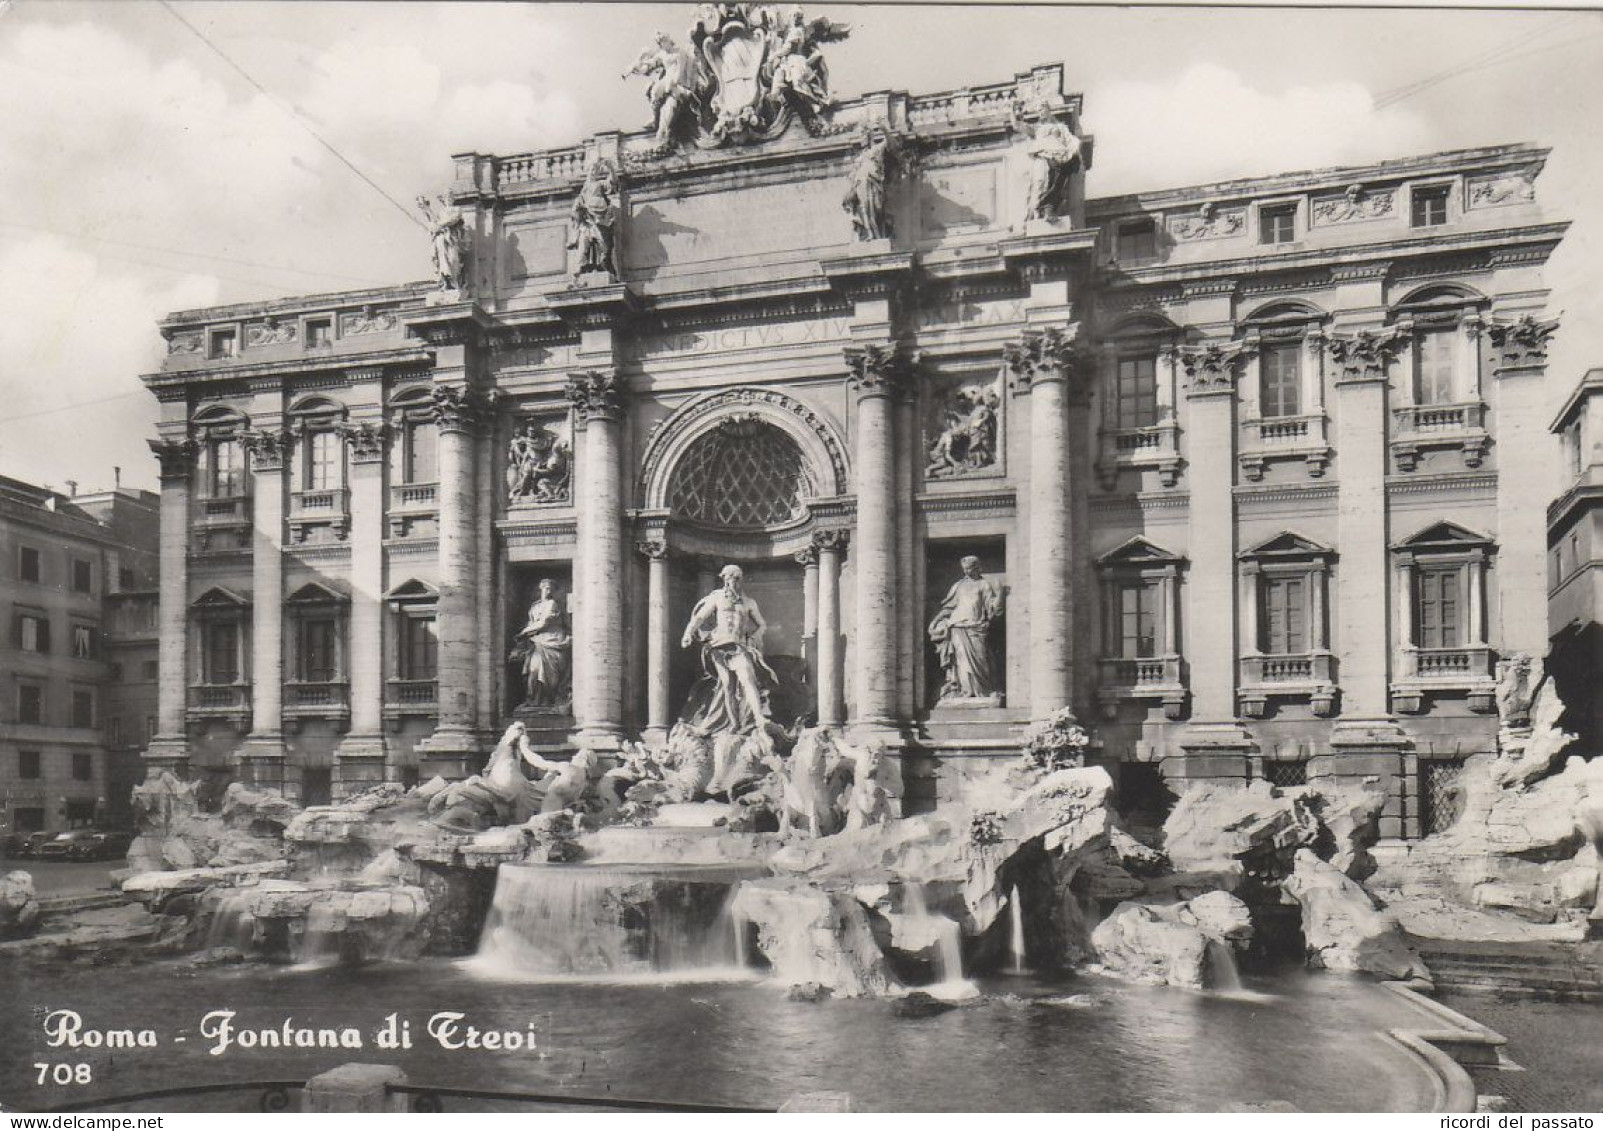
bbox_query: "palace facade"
[141,55,1566,838]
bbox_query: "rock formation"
[730,881,901,997]
[1089,892,1252,989]
[1282,850,1430,982]
[0,870,41,939]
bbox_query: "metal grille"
[1421,758,1466,835]
[1264,760,1308,788]
[669,419,805,529]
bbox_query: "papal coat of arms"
[626,3,851,152]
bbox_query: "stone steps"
[1418,942,1603,1000]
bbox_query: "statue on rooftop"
[928,556,1004,703]
[625,33,707,147]
[568,159,620,279]
[842,129,895,241]
[417,194,469,291]
[764,7,850,125]
[1011,105,1082,223]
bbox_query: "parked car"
[35,829,133,862]
[15,831,57,859]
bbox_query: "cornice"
[142,346,431,392]
[914,487,1017,518]
[1385,471,1497,497]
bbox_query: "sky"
[1,0,1600,495]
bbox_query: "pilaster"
[146,436,197,777]
[336,419,389,792]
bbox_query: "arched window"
[389,386,437,485]
[1389,285,1490,472]
[1096,317,1182,491]
[668,418,806,529]
[1238,302,1330,481]
[191,405,248,499]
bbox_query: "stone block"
[303,1063,408,1113]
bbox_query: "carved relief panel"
[506,414,573,506]
[923,370,1003,482]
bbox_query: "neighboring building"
[0,477,159,837]
[140,44,1567,842]
[1548,368,1603,750]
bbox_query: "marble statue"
[1495,652,1543,727]
[1012,107,1082,223]
[625,33,705,145]
[926,386,999,478]
[765,8,850,123]
[426,723,533,829]
[519,740,600,815]
[679,564,776,741]
[928,556,1004,702]
[417,194,468,291]
[843,741,894,831]
[506,421,571,504]
[777,728,840,838]
[510,580,572,710]
[569,159,620,279]
[842,129,893,241]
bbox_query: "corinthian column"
[568,370,627,749]
[1003,327,1085,723]
[336,421,388,793]
[417,384,485,777]
[638,539,671,745]
[814,528,849,728]
[145,437,197,777]
[845,343,911,736]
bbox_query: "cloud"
[1085,64,1436,196]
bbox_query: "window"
[71,624,95,659]
[108,662,124,682]
[65,800,95,827]
[107,717,122,746]
[13,807,45,834]
[1259,342,1302,418]
[141,660,159,681]
[18,685,43,726]
[1416,565,1463,649]
[1413,327,1458,405]
[1116,219,1157,262]
[399,614,438,681]
[146,716,158,742]
[18,750,40,780]
[71,752,93,782]
[1114,580,1159,659]
[204,437,245,497]
[297,617,339,683]
[1568,421,1584,479]
[203,622,240,684]
[1260,576,1308,654]
[401,419,438,483]
[1265,760,1308,788]
[1115,356,1158,430]
[119,566,136,589]
[17,613,50,654]
[209,328,237,360]
[306,318,333,348]
[305,430,341,490]
[1260,204,1296,245]
[1411,185,1450,228]
[19,546,40,583]
[71,690,94,729]
[70,557,92,594]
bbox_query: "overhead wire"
[1373,14,1589,110]
[154,0,425,231]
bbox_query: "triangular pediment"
[191,585,249,609]
[1395,520,1492,550]
[286,580,346,605]
[1241,530,1334,559]
[384,578,438,602]
[1097,535,1182,565]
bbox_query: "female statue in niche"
[928,555,1004,702]
[510,579,572,710]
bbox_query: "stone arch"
[1392,282,1487,311]
[639,386,849,511]
[1240,298,1327,326]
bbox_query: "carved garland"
[638,386,850,505]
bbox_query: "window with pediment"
[1238,532,1337,718]
[1095,537,1186,720]
[1389,285,1490,472]
[385,579,439,721]
[1391,521,1496,714]
[1238,303,1331,481]
[1096,318,1182,490]
[669,418,806,530]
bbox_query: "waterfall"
[902,883,977,1001]
[203,890,257,952]
[1007,885,1028,975]
[1205,938,1244,994]
[469,864,750,982]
